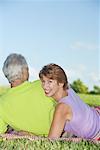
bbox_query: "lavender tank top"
[59,88,100,139]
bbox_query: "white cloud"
[63,64,99,90]
[70,41,99,51]
[64,64,86,82]
[88,72,100,83]
[29,65,39,81]
[87,72,100,89]
[0,49,3,56]
[0,69,9,85]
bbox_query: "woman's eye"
[49,80,53,83]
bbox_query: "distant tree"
[71,79,88,94]
[90,85,100,95]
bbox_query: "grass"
[78,93,100,106]
[0,138,99,150]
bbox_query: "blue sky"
[0,0,99,90]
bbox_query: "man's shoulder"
[0,87,10,101]
[31,79,41,85]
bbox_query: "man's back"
[0,80,55,136]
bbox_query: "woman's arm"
[48,103,72,138]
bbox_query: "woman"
[39,63,100,140]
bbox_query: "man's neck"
[11,80,26,88]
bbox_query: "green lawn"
[78,93,100,106]
[0,138,99,150]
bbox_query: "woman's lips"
[45,91,49,95]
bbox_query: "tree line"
[71,79,100,94]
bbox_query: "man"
[0,53,55,136]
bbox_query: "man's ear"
[22,68,29,81]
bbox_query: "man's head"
[3,53,29,87]
[39,63,68,90]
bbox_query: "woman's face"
[41,75,60,98]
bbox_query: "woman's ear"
[59,83,64,88]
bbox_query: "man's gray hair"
[2,53,28,83]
